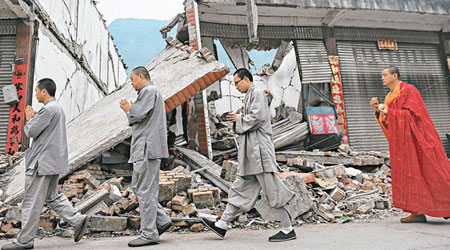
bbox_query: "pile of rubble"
[221,146,393,225]
[0,140,396,240]
[0,156,227,239]
[211,110,309,164]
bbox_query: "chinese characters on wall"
[328,56,349,144]
[5,64,27,155]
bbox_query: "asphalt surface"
[1,215,449,250]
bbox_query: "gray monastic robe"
[24,98,68,175]
[127,82,169,163]
[234,86,278,176]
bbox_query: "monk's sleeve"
[127,88,155,125]
[24,107,54,138]
[235,90,266,134]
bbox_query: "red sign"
[377,40,398,51]
[308,114,340,135]
[328,56,349,144]
[5,64,28,155]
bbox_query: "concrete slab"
[2,40,228,206]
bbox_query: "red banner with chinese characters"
[377,40,398,51]
[328,56,349,144]
[5,64,28,155]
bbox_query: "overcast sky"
[96,0,185,24]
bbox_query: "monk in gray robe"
[120,66,172,248]
[2,79,88,250]
[202,68,296,242]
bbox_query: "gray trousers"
[131,158,171,242]
[17,169,85,245]
[222,172,294,228]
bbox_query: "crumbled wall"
[33,27,104,121]
[214,49,301,117]
[30,0,127,121]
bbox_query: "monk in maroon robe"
[371,66,450,223]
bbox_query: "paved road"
[1,216,449,250]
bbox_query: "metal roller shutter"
[296,40,333,84]
[0,35,16,153]
[337,41,450,154]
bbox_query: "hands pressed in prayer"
[25,105,36,121]
[120,99,133,113]
[226,112,238,123]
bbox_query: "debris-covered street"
[1,0,450,249]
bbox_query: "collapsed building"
[0,0,127,156]
[163,0,450,155]
[1,0,450,239]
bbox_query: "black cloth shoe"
[268,230,297,242]
[128,238,159,248]
[157,221,173,236]
[201,218,226,238]
[1,242,34,250]
[74,215,89,242]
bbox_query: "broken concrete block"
[107,185,122,204]
[333,165,346,177]
[319,203,334,213]
[189,223,204,232]
[174,176,192,193]
[5,206,21,222]
[362,199,376,209]
[338,144,352,154]
[158,181,175,202]
[89,216,127,232]
[278,172,316,184]
[107,177,124,190]
[357,204,371,214]
[82,172,100,189]
[330,187,345,201]
[182,203,197,216]
[38,221,55,233]
[172,195,187,206]
[315,177,338,189]
[355,174,364,183]
[85,200,110,216]
[208,187,221,204]
[192,191,215,209]
[345,167,362,177]
[255,174,313,221]
[75,188,110,213]
[316,209,335,222]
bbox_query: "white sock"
[281,226,293,234]
[215,220,228,230]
